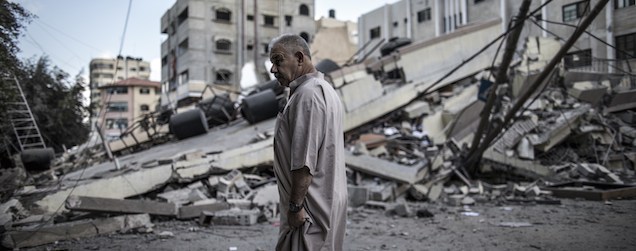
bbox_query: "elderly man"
[269,34,347,250]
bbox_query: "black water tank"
[197,93,235,127]
[21,148,55,172]
[315,59,340,74]
[380,37,412,56]
[241,89,279,124]
[249,79,285,96]
[169,109,209,140]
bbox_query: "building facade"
[311,10,359,66]
[357,0,636,72]
[89,56,151,126]
[97,78,161,140]
[160,0,316,108]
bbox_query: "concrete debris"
[199,208,260,226]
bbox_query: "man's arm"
[288,166,312,228]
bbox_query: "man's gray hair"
[270,34,311,59]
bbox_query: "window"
[106,102,128,112]
[475,0,485,3]
[616,33,635,59]
[263,43,270,54]
[179,70,189,85]
[107,86,128,94]
[393,21,398,27]
[264,15,275,26]
[130,67,137,72]
[299,4,310,16]
[247,44,253,50]
[216,39,232,51]
[215,69,232,85]
[139,66,146,72]
[216,8,232,22]
[563,1,589,22]
[534,14,542,21]
[417,8,431,23]
[91,63,114,70]
[300,32,309,43]
[285,15,293,26]
[140,104,150,112]
[370,26,381,39]
[178,38,189,56]
[139,88,151,94]
[106,118,128,130]
[247,14,254,21]
[178,7,188,25]
[564,49,592,68]
[616,0,636,8]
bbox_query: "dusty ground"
[21,199,636,251]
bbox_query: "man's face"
[269,44,298,87]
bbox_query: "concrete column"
[435,0,441,36]
[407,0,412,39]
[449,0,454,31]
[606,1,614,73]
[236,0,244,90]
[461,0,467,25]
[444,0,449,33]
[384,4,390,39]
[500,0,507,33]
[541,0,548,38]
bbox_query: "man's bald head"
[270,34,311,60]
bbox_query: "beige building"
[160,0,316,108]
[357,0,636,73]
[89,56,151,126]
[97,78,161,140]
[311,10,359,66]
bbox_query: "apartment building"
[97,77,161,140]
[89,56,151,125]
[311,10,359,66]
[357,0,636,72]
[160,0,316,108]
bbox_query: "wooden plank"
[345,152,427,184]
[2,214,150,249]
[65,196,177,216]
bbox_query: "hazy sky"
[15,0,398,81]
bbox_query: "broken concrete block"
[368,182,396,202]
[427,182,444,202]
[567,81,608,105]
[158,188,198,205]
[364,201,392,211]
[605,89,636,113]
[2,214,151,249]
[403,100,432,119]
[178,202,231,219]
[409,184,429,201]
[348,186,369,207]
[368,145,389,157]
[203,208,260,226]
[577,163,598,178]
[392,202,412,217]
[516,137,535,160]
[447,194,465,207]
[353,142,370,155]
[345,152,428,184]
[594,164,624,184]
[252,183,279,207]
[65,196,177,216]
[461,196,475,205]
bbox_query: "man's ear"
[294,51,304,65]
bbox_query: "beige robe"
[273,71,348,251]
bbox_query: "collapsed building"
[1,0,636,249]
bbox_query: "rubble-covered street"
[13,200,636,250]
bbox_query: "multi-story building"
[89,56,151,126]
[311,10,359,66]
[160,0,316,108]
[97,77,161,140]
[357,0,636,73]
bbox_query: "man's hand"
[288,207,307,229]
